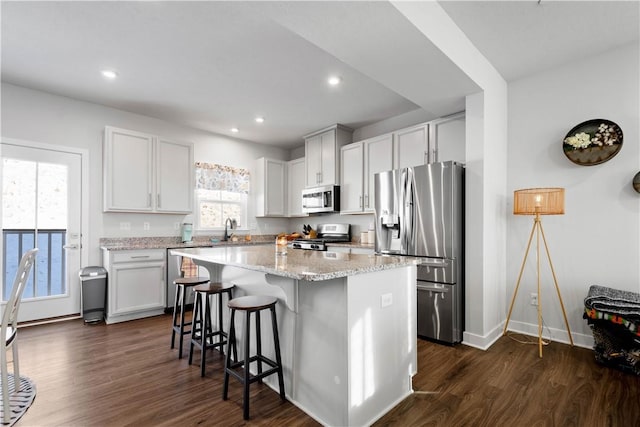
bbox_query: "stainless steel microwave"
[302,185,340,214]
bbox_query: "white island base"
[190,258,417,426]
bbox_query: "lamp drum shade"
[513,188,565,215]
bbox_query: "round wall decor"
[633,171,640,194]
[563,119,623,166]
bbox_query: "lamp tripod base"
[503,214,573,357]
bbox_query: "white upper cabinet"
[340,133,393,214]
[104,126,194,214]
[156,138,194,213]
[393,123,429,169]
[287,158,308,217]
[340,142,364,213]
[393,113,466,168]
[430,112,466,164]
[363,133,394,211]
[104,127,154,212]
[305,124,353,187]
[254,157,286,217]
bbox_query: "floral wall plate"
[563,119,623,166]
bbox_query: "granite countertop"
[170,245,419,282]
[100,236,374,251]
[100,235,275,251]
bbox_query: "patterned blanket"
[584,285,640,322]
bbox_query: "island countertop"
[170,245,419,282]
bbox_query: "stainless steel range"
[289,223,350,251]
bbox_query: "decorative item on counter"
[563,119,623,166]
[368,229,375,245]
[275,234,288,255]
[302,224,317,239]
[633,172,640,194]
[360,231,368,244]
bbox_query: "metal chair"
[1,248,38,424]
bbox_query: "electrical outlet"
[174,222,180,230]
[530,293,538,306]
[381,293,393,308]
[143,222,150,231]
[119,222,131,231]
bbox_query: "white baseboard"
[462,321,594,351]
[506,320,594,349]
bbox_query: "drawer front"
[111,249,165,263]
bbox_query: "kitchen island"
[170,245,418,427]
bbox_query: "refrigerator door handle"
[417,284,450,293]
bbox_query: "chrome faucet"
[223,218,235,241]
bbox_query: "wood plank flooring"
[13,314,639,426]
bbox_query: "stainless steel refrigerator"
[374,161,464,344]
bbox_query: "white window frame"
[194,189,248,232]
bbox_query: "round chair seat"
[193,282,235,294]
[228,295,277,311]
[174,276,209,286]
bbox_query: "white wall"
[0,83,289,266]
[506,42,640,347]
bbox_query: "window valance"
[195,162,250,194]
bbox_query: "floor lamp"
[503,188,573,358]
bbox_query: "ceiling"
[2,1,638,149]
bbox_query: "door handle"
[63,244,79,250]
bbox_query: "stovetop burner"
[289,224,350,251]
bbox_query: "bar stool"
[189,282,235,377]
[171,276,209,359]
[222,295,285,420]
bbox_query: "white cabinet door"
[103,249,166,324]
[364,133,393,212]
[319,129,337,186]
[394,124,429,169]
[104,126,194,213]
[156,138,193,213]
[340,142,364,213]
[287,158,307,217]
[431,113,465,164]
[104,127,154,212]
[255,158,286,217]
[305,125,353,187]
[305,134,323,186]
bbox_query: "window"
[196,189,247,229]
[194,162,250,230]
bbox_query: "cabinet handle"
[365,194,369,208]
[157,194,161,208]
[359,196,362,208]
[424,151,428,164]
[131,255,150,259]
[148,193,152,207]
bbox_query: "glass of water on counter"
[275,236,288,256]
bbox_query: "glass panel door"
[1,142,82,321]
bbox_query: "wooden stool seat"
[174,277,209,286]
[193,282,235,294]
[171,276,209,359]
[223,295,285,420]
[228,295,278,311]
[189,283,235,376]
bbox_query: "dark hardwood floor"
[14,314,639,426]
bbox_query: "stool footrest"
[226,355,281,385]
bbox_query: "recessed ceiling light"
[328,76,342,86]
[255,117,265,123]
[231,127,239,133]
[101,69,118,80]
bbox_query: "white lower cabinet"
[102,249,166,324]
